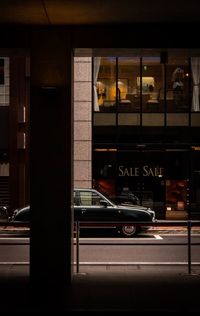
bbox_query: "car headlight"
[11,209,19,221]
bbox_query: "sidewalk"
[0,263,200,313]
[0,223,200,312]
[69,265,200,312]
[150,226,200,234]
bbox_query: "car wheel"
[121,225,137,237]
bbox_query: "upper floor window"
[0,57,9,107]
[93,50,200,128]
[93,52,195,114]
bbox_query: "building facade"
[0,22,200,287]
[74,50,200,220]
[1,49,200,222]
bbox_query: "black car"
[108,193,140,206]
[10,188,155,237]
[10,205,30,223]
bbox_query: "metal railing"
[75,220,200,275]
[0,220,200,275]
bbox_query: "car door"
[74,189,117,222]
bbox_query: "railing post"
[187,220,191,274]
[76,221,80,274]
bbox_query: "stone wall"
[73,57,92,188]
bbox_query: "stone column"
[74,57,92,188]
[30,27,73,306]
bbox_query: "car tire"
[120,225,137,237]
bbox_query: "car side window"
[79,191,102,206]
[74,191,78,206]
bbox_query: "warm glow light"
[191,146,200,151]
[94,148,117,152]
[177,201,184,210]
[23,106,26,122]
[118,80,124,85]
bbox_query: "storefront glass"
[118,57,140,112]
[142,57,164,113]
[190,148,200,218]
[0,54,29,215]
[93,147,192,219]
[92,50,200,220]
[94,53,192,116]
[0,57,9,212]
[94,57,116,112]
[165,149,189,219]
[166,55,190,113]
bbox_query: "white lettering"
[142,165,149,176]
[118,165,124,176]
[148,168,154,176]
[118,165,164,177]
[160,167,164,176]
[135,167,139,176]
[123,168,130,176]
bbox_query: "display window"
[93,53,193,115]
[93,147,193,219]
[92,50,200,221]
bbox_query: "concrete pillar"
[74,57,92,188]
[29,28,73,306]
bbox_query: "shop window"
[166,179,188,212]
[93,179,116,197]
[94,57,116,112]
[0,57,9,107]
[137,76,155,93]
[166,56,190,113]
[93,52,193,119]
[0,59,4,84]
[191,57,200,112]
[141,57,163,114]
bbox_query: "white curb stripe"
[74,261,200,265]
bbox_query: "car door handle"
[81,209,87,214]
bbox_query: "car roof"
[74,188,97,192]
[17,206,30,212]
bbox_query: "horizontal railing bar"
[0,262,200,266]
[75,220,200,227]
[0,242,199,246]
[0,220,200,230]
[74,220,200,275]
[73,262,200,266]
[0,262,29,265]
[73,243,200,246]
